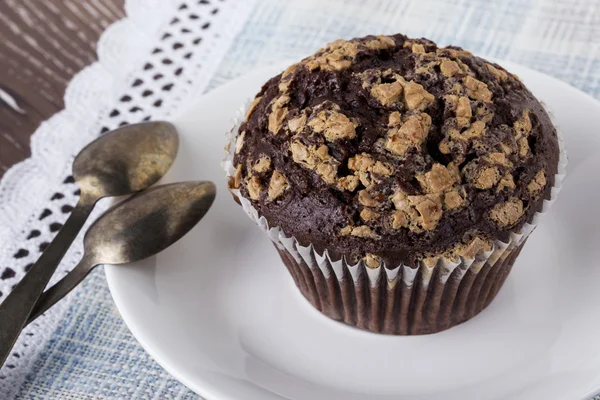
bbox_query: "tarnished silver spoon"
[27,181,216,324]
[0,122,178,366]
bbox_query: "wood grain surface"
[0,0,125,178]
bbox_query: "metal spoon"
[0,122,178,366]
[26,181,216,324]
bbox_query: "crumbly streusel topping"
[230,34,560,265]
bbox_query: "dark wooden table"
[0,0,125,178]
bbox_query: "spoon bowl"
[74,121,179,200]
[87,181,216,265]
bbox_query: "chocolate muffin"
[225,34,564,334]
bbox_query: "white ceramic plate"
[106,61,600,400]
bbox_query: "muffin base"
[276,239,525,335]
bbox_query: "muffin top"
[229,34,560,267]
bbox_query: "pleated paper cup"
[223,100,567,335]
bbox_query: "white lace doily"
[0,0,256,397]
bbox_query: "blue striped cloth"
[13,0,600,398]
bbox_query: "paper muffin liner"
[223,99,567,335]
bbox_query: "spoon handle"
[26,256,96,324]
[0,198,95,367]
